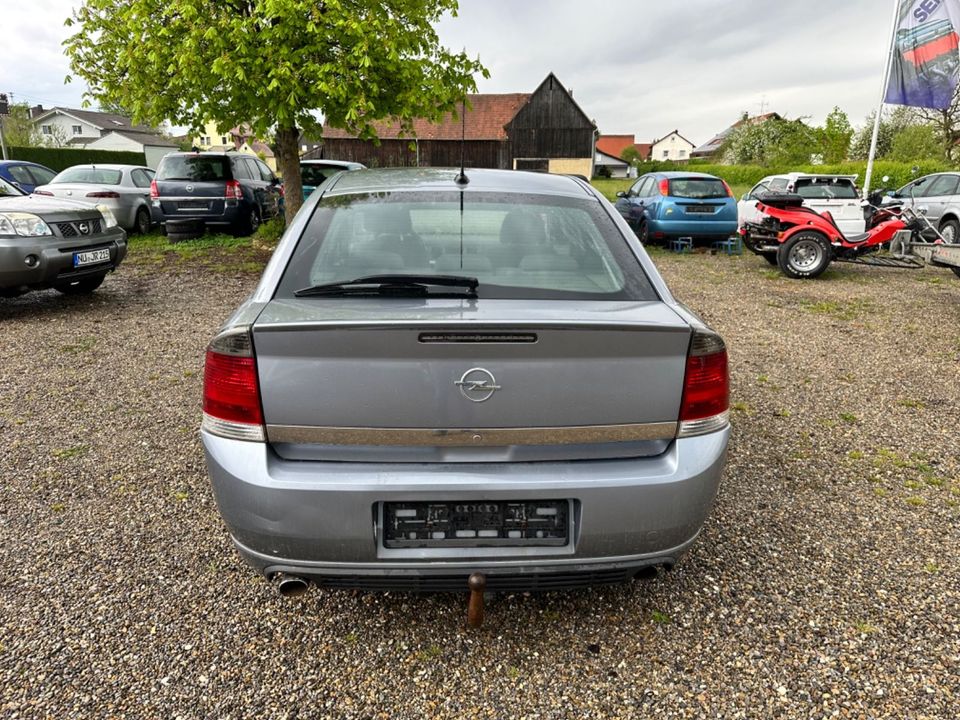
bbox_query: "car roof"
[302,160,362,167]
[649,171,724,180]
[324,167,595,198]
[56,164,146,171]
[766,172,858,181]
[0,160,54,169]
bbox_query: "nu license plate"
[686,205,715,214]
[73,248,110,267]
[382,500,569,548]
[178,200,208,210]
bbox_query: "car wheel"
[134,206,151,235]
[778,232,831,279]
[637,220,650,245]
[55,274,106,295]
[234,208,260,237]
[938,218,959,244]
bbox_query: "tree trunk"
[275,125,303,225]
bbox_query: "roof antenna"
[454,96,469,186]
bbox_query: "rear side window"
[255,160,275,182]
[157,156,229,182]
[275,192,657,301]
[923,174,959,197]
[130,169,153,188]
[9,166,37,185]
[793,178,858,199]
[668,178,729,199]
[302,164,336,186]
[52,167,123,185]
[28,166,56,185]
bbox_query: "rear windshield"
[793,178,858,199]
[301,165,340,187]
[275,192,657,301]
[52,167,122,185]
[669,178,729,199]
[157,156,229,182]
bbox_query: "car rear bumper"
[151,199,243,227]
[202,427,729,590]
[0,228,127,290]
[649,218,738,239]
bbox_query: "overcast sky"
[2,0,896,146]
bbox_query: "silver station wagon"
[201,168,729,594]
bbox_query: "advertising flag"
[885,0,960,109]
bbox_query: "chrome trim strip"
[266,422,678,446]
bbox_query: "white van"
[738,173,865,236]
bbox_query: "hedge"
[6,146,147,172]
[630,160,954,190]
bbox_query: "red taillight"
[86,191,121,199]
[225,180,242,199]
[150,180,159,200]
[679,332,729,436]
[721,180,734,198]
[658,178,670,196]
[202,329,264,441]
[33,189,54,196]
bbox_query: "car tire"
[166,219,205,243]
[134,206,152,235]
[55,274,106,295]
[939,218,959,244]
[778,232,831,279]
[637,220,649,245]
[234,208,260,238]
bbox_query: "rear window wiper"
[294,274,479,298]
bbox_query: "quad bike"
[740,179,943,279]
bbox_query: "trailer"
[891,230,960,279]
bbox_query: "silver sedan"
[34,164,155,234]
[201,167,730,594]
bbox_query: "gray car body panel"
[202,167,727,589]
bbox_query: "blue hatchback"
[0,160,57,194]
[614,171,738,244]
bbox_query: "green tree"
[65,0,487,222]
[817,107,852,163]
[850,107,920,160]
[721,116,817,166]
[887,124,942,162]
[0,103,42,147]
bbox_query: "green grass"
[125,221,281,274]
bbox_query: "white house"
[85,130,179,169]
[650,130,696,162]
[29,106,176,167]
[594,148,633,178]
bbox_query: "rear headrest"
[500,209,547,246]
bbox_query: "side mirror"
[886,190,896,197]
[917,205,929,215]
[615,191,627,198]
[741,193,751,202]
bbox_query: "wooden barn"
[315,73,597,177]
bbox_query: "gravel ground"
[1,247,958,719]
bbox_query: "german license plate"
[178,200,208,210]
[382,500,570,548]
[73,248,110,267]
[686,205,714,213]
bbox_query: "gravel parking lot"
[1,245,958,719]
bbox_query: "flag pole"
[864,0,903,196]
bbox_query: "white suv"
[738,173,865,235]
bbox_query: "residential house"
[594,134,656,177]
[650,130,696,162]
[85,130,178,168]
[319,73,597,178]
[691,112,783,161]
[192,121,278,171]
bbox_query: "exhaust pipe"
[275,573,310,598]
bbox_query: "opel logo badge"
[186,184,194,193]
[78,222,90,235]
[455,367,501,403]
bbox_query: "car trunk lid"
[252,298,691,462]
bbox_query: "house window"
[679,150,687,159]
[662,150,669,159]
[72,125,82,135]
[203,136,210,145]
[221,136,228,144]
[42,125,52,135]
